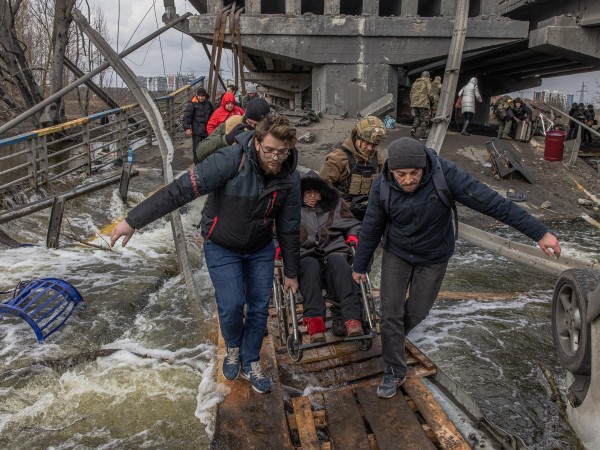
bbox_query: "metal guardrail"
[0,77,204,193]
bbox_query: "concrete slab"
[359,93,395,118]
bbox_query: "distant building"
[533,90,574,111]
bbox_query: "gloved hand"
[275,246,282,260]
[225,123,250,145]
[345,235,358,247]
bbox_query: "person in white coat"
[457,77,482,136]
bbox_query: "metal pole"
[426,0,470,154]
[71,8,201,306]
[0,12,192,136]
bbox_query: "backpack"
[379,152,458,239]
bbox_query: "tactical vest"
[340,147,379,200]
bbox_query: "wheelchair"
[272,249,378,362]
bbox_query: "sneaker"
[461,130,470,136]
[331,319,346,336]
[376,368,406,399]
[310,332,326,344]
[222,347,241,381]
[410,128,416,137]
[241,361,272,394]
[345,319,363,337]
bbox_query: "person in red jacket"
[207,92,245,135]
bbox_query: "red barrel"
[544,130,567,162]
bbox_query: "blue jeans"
[204,240,275,371]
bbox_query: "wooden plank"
[292,397,320,450]
[355,384,436,450]
[323,389,371,450]
[403,378,471,450]
[405,340,436,373]
[211,323,293,450]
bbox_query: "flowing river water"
[1,167,599,449]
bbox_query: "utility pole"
[576,82,588,104]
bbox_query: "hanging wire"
[153,2,167,79]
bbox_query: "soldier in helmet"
[410,71,435,140]
[319,115,386,221]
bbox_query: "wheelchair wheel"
[287,333,303,362]
[276,299,289,347]
[354,338,373,351]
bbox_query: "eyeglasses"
[258,144,290,159]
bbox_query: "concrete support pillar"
[363,0,379,16]
[294,92,302,110]
[246,0,261,14]
[311,63,397,117]
[324,0,341,15]
[207,0,223,14]
[401,0,418,15]
[286,0,301,15]
[441,0,456,16]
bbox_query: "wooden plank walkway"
[211,305,470,450]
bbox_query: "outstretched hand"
[111,220,135,247]
[284,276,298,294]
[352,271,367,284]
[538,232,561,259]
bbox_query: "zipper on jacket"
[206,216,218,240]
[263,191,278,223]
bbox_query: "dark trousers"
[299,254,363,322]
[380,250,447,377]
[462,112,474,132]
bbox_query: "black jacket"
[353,149,548,272]
[182,96,214,138]
[126,131,301,277]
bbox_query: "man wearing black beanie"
[352,137,561,399]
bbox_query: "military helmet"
[353,116,386,145]
[421,71,431,79]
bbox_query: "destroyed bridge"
[166,0,600,123]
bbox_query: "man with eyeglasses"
[110,113,300,395]
[319,116,386,221]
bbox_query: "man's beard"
[259,158,283,175]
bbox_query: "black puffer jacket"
[300,172,360,259]
[126,130,301,277]
[182,96,214,138]
[353,148,548,272]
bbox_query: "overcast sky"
[88,1,600,103]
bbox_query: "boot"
[305,317,326,344]
[345,319,363,337]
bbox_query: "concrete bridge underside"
[177,0,600,119]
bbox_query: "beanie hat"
[196,87,208,97]
[246,85,257,94]
[245,98,270,121]
[387,138,427,170]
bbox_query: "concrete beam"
[244,71,311,91]
[207,0,222,14]
[324,0,340,15]
[480,0,499,15]
[261,86,296,100]
[529,25,600,66]
[441,0,456,17]
[189,16,530,66]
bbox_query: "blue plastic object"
[383,115,396,129]
[0,278,84,343]
[127,146,134,164]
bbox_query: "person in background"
[430,76,443,116]
[195,98,270,163]
[583,104,595,146]
[510,97,533,138]
[110,113,300,395]
[457,77,482,136]
[207,92,245,135]
[352,137,561,399]
[242,85,260,109]
[567,102,579,141]
[215,84,239,108]
[182,87,214,165]
[410,71,435,140]
[493,95,514,139]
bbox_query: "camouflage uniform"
[319,116,385,220]
[493,95,514,139]
[410,72,435,139]
[430,76,442,114]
